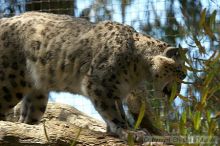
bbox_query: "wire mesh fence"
[1,0,219,43]
[0,0,220,123]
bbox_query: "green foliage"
[134,100,146,130]
[177,7,219,144]
[180,111,187,135]
[169,81,178,103]
[193,111,201,131]
[140,1,219,144]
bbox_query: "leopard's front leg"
[19,89,48,124]
[83,74,147,142]
[127,84,167,136]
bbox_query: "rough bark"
[0,102,171,146]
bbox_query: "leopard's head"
[150,47,187,100]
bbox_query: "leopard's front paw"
[119,128,149,143]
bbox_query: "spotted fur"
[0,12,186,141]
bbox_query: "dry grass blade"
[70,127,82,146]
[43,120,50,143]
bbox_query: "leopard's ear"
[163,47,187,58]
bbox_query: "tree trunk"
[0,102,171,146]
